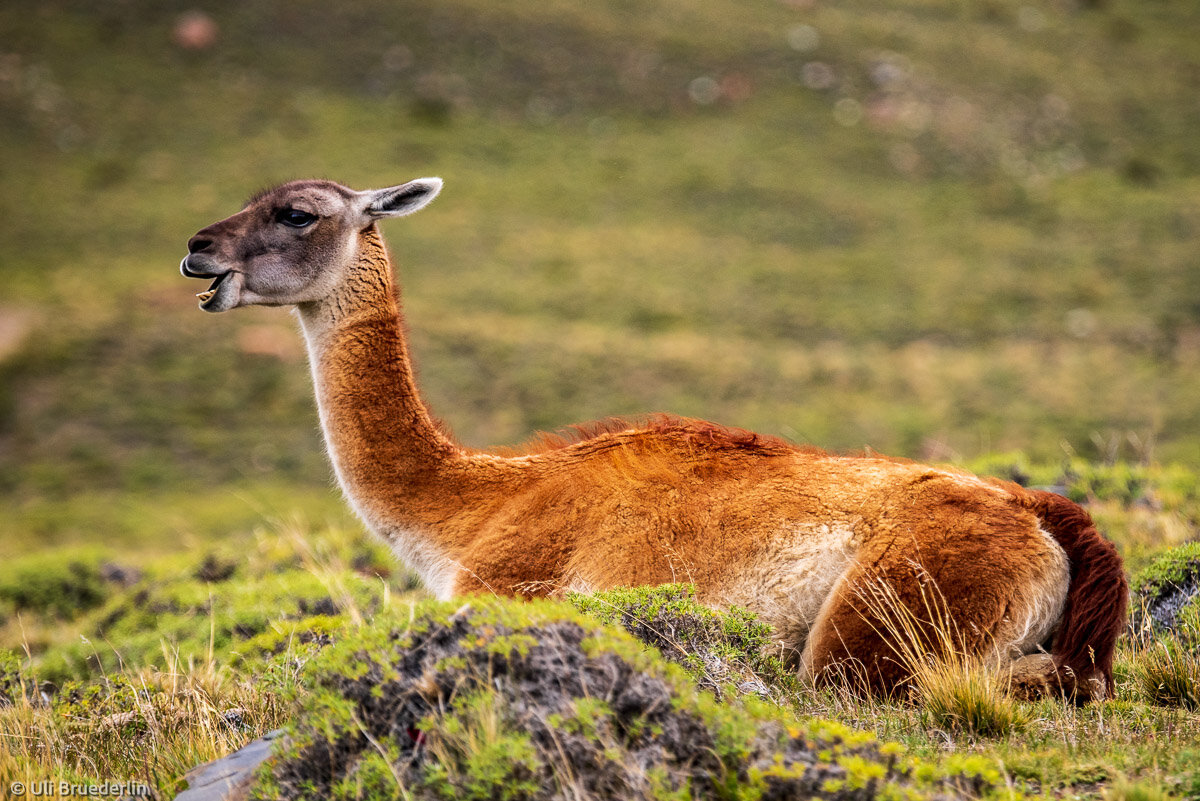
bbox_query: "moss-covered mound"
[1130,542,1200,643]
[568,583,797,701]
[253,598,998,801]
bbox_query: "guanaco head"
[180,178,441,312]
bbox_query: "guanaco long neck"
[296,226,467,534]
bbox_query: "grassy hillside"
[2,0,1200,796]
[2,1,1199,540]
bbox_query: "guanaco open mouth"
[195,273,229,305]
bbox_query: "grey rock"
[173,729,286,801]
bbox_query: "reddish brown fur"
[502,415,811,458]
[806,474,1050,690]
[1016,488,1128,697]
[183,178,1130,703]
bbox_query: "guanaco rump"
[181,177,1127,699]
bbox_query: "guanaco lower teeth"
[196,290,216,302]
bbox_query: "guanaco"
[182,178,1127,699]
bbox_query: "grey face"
[181,178,442,312]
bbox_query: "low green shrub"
[0,547,120,620]
[32,553,379,683]
[1102,775,1176,801]
[567,583,798,700]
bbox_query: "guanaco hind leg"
[800,517,1068,696]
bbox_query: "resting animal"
[181,177,1127,698]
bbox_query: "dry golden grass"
[846,568,1032,738]
[0,653,288,796]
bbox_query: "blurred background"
[1,0,1199,560]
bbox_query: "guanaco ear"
[362,178,443,219]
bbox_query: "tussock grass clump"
[567,583,797,700]
[252,597,992,801]
[0,521,401,795]
[854,573,1030,738]
[916,661,1031,739]
[1128,635,1200,710]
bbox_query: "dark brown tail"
[1023,489,1128,700]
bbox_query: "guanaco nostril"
[188,236,214,254]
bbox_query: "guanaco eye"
[277,208,317,228]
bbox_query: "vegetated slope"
[253,597,999,801]
[1,0,1199,542]
[5,504,1200,798]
